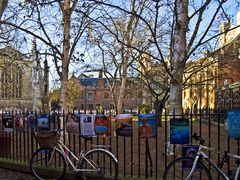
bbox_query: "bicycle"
[163,132,240,180]
[30,129,118,180]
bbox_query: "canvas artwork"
[38,114,49,131]
[170,118,189,144]
[15,114,25,131]
[227,111,240,139]
[66,113,80,134]
[94,115,111,136]
[182,145,200,170]
[115,114,132,137]
[80,114,95,137]
[138,114,158,139]
[3,114,13,132]
[27,114,36,128]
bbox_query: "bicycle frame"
[50,139,99,173]
[186,145,240,180]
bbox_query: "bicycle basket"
[35,131,59,148]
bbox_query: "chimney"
[237,11,240,26]
[219,22,230,47]
[99,69,103,78]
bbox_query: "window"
[79,92,84,99]
[87,92,93,100]
[88,104,93,110]
[0,66,22,99]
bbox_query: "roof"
[79,78,108,87]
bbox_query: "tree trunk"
[60,0,71,112]
[0,0,8,19]
[170,0,188,115]
[117,75,127,114]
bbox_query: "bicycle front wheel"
[163,157,212,180]
[79,149,118,180]
[30,148,66,180]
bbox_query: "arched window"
[88,92,93,100]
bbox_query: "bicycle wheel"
[79,149,118,180]
[163,157,212,180]
[30,148,66,180]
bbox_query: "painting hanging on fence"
[15,114,25,131]
[37,114,49,131]
[115,114,132,137]
[170,118,189,144]
[138,114,158,139]
[94,115,111,136]
[227,110,240,139]
[80,114,95,137]
[182,145,200,170]
[3,114,13,132]
[66,113,80,134]
[27,114,36,128]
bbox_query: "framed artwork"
[138,114,158,139]
[38,114,49,131]
[66,113,79,134]
[27,114,36,128]
[170,118,189,144]
[15,114,25,131]
[182,145,200,170]
[94,115,111,136]
[80,114,95,137]
[3,114,13,132]
[115,114,132,137]
[227,111,240,139]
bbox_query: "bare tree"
[0,0,93,111]
[85,0,237,115]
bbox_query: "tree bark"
[60,0,71,112]
[170,0,188,115]
[0,0,8,19]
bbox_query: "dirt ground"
[0,118,239,179]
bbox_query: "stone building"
[182,12,240,110]
[0,46,47,111]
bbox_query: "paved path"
[0,168,34,180]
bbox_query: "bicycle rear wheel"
[30,148,66,180]
[163,157,212,180]
[79,149,118,180]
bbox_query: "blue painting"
[138,114,159,138]
[227,111,240,139]
[182,145,199,170]
[27,114,36,128]
[170,118,189,144]
[38,114,49,131]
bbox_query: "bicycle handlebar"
[53,129,64,134]
[192,132,205,145]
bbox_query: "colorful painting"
[66,113,79,134]
[138,114,158,139]
[38,114,49,131]
[15,114,25,131]
[27,114,36,128]
[115,114,132,137]
[170,118,189,144]
[182,145,200,170]
[227,111,240,139]
[94,115,111,136]
[80,114,95,137]
[3,114,13,132]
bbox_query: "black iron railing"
[0,109,238,179]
